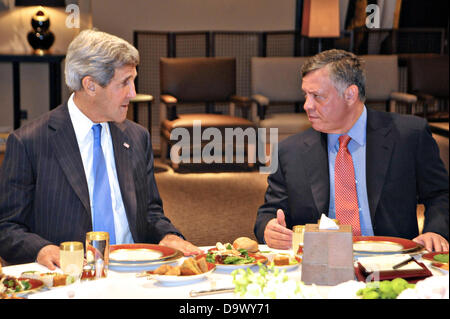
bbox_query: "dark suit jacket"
[0,103,182,264]
[254,109,449,242]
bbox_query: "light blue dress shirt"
[68,93,134,244]
[327,107,374,236]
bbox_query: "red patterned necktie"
[335,135,361,236]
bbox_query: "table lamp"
[301,0,340,52]
[15,0,65,55]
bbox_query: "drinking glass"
[59,241,84,281]
[84,231,109,280]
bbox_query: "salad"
[206,242,256,265]
[0,275,33,294]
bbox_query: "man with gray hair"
[0,29,202,268]
[255,49,448,252]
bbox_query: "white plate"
[269,263,301,271]
[352,236,421,255]
[429,263,449,275]
[266,254,302,271]
[258,251,301,271]
[109,260,180,273]
[109,244,178,264]
[214,263,261,272]
[109,250,183,272]
[149,267,215,286]
[353,242,404,253]
[268,262,301,271]
[110,249,163,262]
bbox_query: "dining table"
[1,244,447,300]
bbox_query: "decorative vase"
[27,9,55,55]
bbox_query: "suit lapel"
[298,110,394,223]
[49,104,91,216]
[109,122,137,236]
[366,110,394,221]
[301,130,330,218]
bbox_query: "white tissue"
[318,214,339,230]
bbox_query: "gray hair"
[301,49,366,102]
[65,29,139,91]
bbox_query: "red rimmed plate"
[18,278,45,293]
[353,236,422,254]
[109,249,183,273]
[422,251,449,263]
[2,277,45,296]
[430,262,449,273]
[109,244,178,264]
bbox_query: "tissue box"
[301,224,354,286]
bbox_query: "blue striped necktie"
[92,124,116,244]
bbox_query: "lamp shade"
[15,0,65,6]
[302,0,340,38]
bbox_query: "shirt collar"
[328,106,367,150]
[68,93,110,141]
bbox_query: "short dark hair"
[301,49,366,102]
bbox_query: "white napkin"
[357,255,422,272]
[318,214,339,230]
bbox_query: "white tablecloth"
[1,245,446,299]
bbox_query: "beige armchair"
[159,57,256,169]
[406,55,449,122]
[250,57,311,143]
[361,55,417,113]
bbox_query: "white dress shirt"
[68,93,134,244]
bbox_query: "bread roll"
[232,237,259,253]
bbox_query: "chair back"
[407,55,449,98]
[361,55,399,102]
[160,57,236,103]
[251,57,308,102]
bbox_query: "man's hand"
[413,232,449,252]
[263,209,293,250]
[36,244,60,270]
[159,234,203,256]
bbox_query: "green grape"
[378,280,395,299]
[366,282,380,289]
[357,278,416,299]
[406,283,416,289]
[362,290,380,299]
[391,278,408,295]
